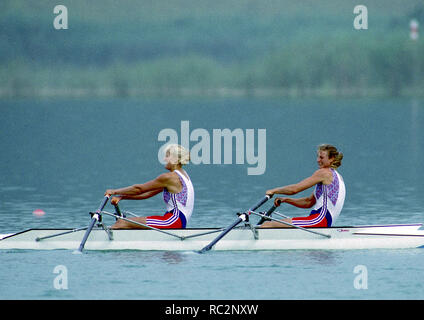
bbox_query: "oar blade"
[76,216,98,253]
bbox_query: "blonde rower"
[105,144,194,229]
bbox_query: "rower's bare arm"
[120,189,163,200]
[278,193,316,209]
[266,169,328,196]
[106,173,173,196]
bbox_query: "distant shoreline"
[1,86,423,99]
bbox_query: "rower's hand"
[111,196,122,205]
[105,189,115,197]
[274,197,284,207]
[266,190,274,198]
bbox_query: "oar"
[114,203,126,220]
[198,195,271,253]
[256,199,281,225]
[36,227,88,242]
[74,195,110,253]
[251,210,331,238]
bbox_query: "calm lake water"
[1,96,424,301]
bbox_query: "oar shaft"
[252,211,331,238]
[199,195,271,253]
[36,227,87,241]
[114,203,126,219]
[198,213,248,253]
[96,196,110,214]
[256,204,278,225]
[77,195,110,253]
[249,195,271,212]
[77,218,97,252]
[101,211,184,240]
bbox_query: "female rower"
[261,144,345,228]
[105,144,194,229]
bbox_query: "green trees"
[1,1,423,97]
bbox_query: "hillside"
[1,0,423,97]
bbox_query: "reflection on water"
[300,250,342,265]
[160,251,186,264]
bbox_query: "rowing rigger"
[1,196,424,251]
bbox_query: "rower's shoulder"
[313,168,334,183]
[176,168,190,180]
[156,171,177,182]
[313,168,333,177]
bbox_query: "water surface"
[1,97,423,300]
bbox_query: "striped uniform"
[292,169,345,228]
[145,169,194,229]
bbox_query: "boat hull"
[1,224,424,251]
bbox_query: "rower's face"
[317,150,334,168]
[164,151,177,170]
[164,152,172,169]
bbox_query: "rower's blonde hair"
[165,144,190,166]
[318,144,343,168]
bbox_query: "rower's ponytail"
[318,144,343,168]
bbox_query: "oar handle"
[256,203,279,225]
[113,203,126,220]
[252,200,281,226]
